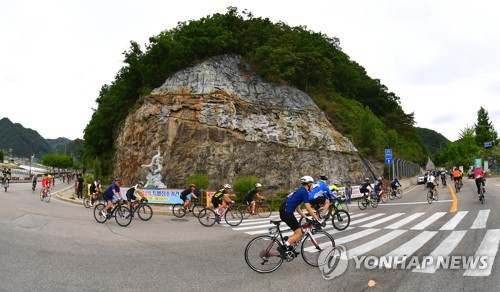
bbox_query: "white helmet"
[224,184,232,189]
[255,183,262,188]
[300,176,314,184]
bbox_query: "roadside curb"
[54,188,176,217]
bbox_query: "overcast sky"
[1,0,499,143]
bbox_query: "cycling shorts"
[426,182,435,189]
[105,195,119,204]
[279,202,300,231]
[126,192,137,202]
[211,196,222,208]
[309,196,326,206]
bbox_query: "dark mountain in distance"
[0,117,82,160]
[417,127,451,155]
[0,117,52,158]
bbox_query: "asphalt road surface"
[0,177,499,291]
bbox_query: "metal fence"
[388,157,420,180]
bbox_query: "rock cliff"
[115,54,378,190]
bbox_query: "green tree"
[185,173,209,190]
[474,107,497,147]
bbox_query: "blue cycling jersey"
[284,187,310,213]
[104,183,120,199]
[309,181,337,200]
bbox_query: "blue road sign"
[484,142,492,148]
[385,158,393,164]
[385,149,392,156]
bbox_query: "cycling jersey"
[41,177,51,188]
[309,181,336,200]
[213,188,226,199]
[104,183,120,200]
[180,188,200,200]
[126,184,140,201]
[390,179,401,189]
[245,188,260,203]
[283,187,310,213]
[473,168,485,180]
[453,170,461,178]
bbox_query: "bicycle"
[172,198,203,218]
[441,175,447,187]
[389,186,403,199]
[478,179,486,204]
[379,189,389,203]
[358,191,378,210]
[83,192,105,208]
[426,187,439,204]
[2,178,9,192]
[244,218,335,273]
[454,179,462,193]
[128,198,153,221]
[238,200,272,219]
[39,188,51,203]
[299,197,350,231]
[198,202,243,227]
[32,182,36,193]
[93,200,132,227]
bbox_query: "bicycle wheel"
[172,204,186,218]
[358,198,367,210]
[427,191,433,204]
[83,196,92,208]
[40,190,44,201]
[224,208,243,226]
[381,193,388,203]
[332,210,350,231]
[44,191,51,203]
[389,191,395,200]
[115,206,132,227]
[244,235,283,273]
[191,203,203,218]
[396,188,403,199]
[370,196,378,208]
[137,204,153,221]
[257,204,272,218]
[198,208,217,227]
[301,230,335,267]
[238,205,251,219]
[93,204,108,223]
[434,189,439,201]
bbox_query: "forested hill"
[0,117,52,157]
[417,127,451,156]
[83,7,428,173]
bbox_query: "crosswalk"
[222,209,498,277]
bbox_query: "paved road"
[0,177,498,291]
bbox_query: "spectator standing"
[77,174,84,199]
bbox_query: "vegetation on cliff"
[83,7,427,174]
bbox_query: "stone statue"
[141,147,166,188]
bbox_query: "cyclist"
[41,174,51,196]
[125,181,147,211]
[374,177,385,202]
[100,177,123,217]
[308,175,336,217]
[390,177,402,192]
[180,184,200,213]
[359,178,374,201]
[440,171,447,185]
[278,176,320,257]
[32,174,38,192]
[245,183,265,216]
[473,166,486,199]
[211,184,234,221]
[427,172,437,199]
[88,178,103,207]
[4,168,11,188]
[452,167,462,187]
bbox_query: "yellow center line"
[447,183,458,212]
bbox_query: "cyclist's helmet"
[365,177,370,181]
[319,175,328,181]
[255,183,262,188]
[114,177,122,182]
[224,184,232,189]
[333,180,341,186]
[377,176,382,181]
[476,166,481,169]
[137,181,145,186]
[394,177,398,180]
[300,176,314,184]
